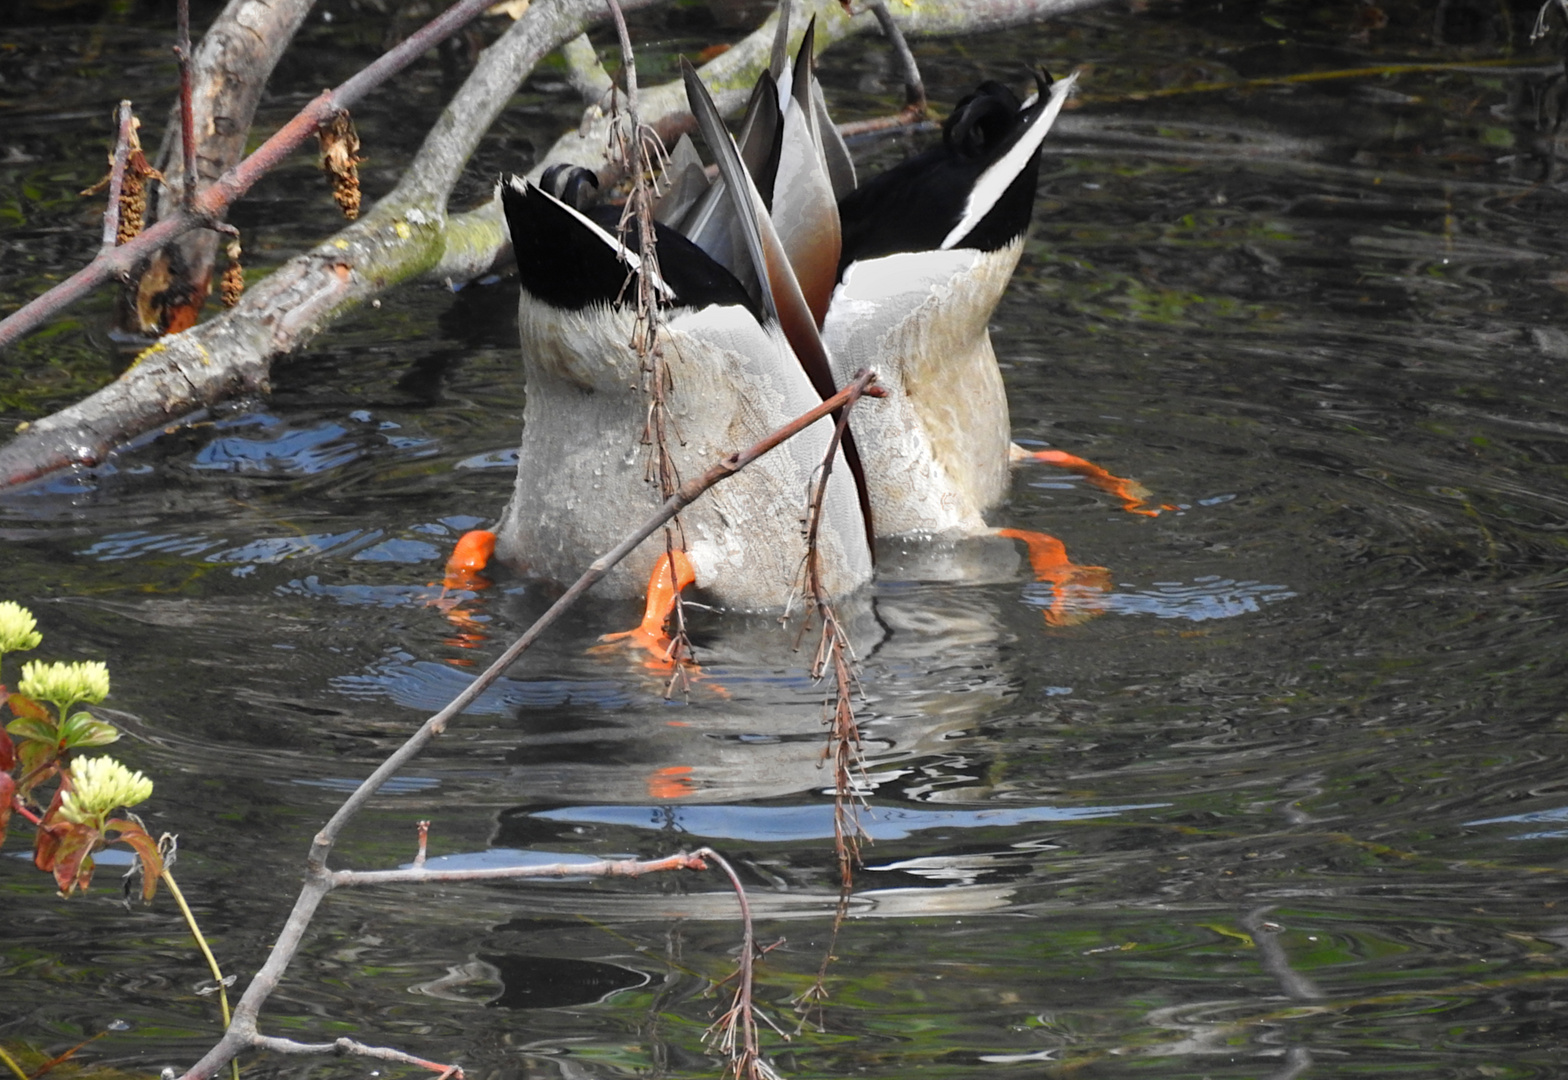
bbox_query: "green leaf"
[60,712,120,749]
[5,715,56,745]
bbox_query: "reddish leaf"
[0,770,13,849]
[15,741,60,801]
[33,820,65,872]
[107,818,164,902]
[37,780,66,826]
[0,721,14,770]
[7,692,50,722]
[44,823,100,895]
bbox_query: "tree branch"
[0,0,1107,490]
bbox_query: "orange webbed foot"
[1011,446,1174,517]
[997,527,1113,627]
[594,549,698,669]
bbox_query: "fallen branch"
[0,0,1110,491]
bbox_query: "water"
[5,1,1568,1076]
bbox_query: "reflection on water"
[6,1,1568,1078]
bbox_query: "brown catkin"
[318,110,363,220]
[220,238,244,307]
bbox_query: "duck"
[468,19,873,617]
[448,16,1135,634]
[822,70,1079,541]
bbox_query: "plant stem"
[0,1044,28,1080]
[162,870,241,1080]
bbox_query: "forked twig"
[700,848,783,1080]
[249,1035,463,1076]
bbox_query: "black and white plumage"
[823,70,1078,540]
[485,1,1077,604]
[488,44,873,610]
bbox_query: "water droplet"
[107,1019,132,1032]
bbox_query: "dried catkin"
[319,110,363,220]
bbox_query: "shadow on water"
[6,0,1568,1076]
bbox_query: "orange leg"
[443,529,497,591]
[425,529,499,656]
[997,527,1113,627]
[595,549,697,667]
[1012,446,1174,517]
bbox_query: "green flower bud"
[58,755,153,825]
[0,601,42,657]
[18,659,111,717]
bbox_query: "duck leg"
[443,530,697,666]
[1010,445,1174,517]
[596,548,697,666]
[443,528,497,591]
[996,527,1112,627]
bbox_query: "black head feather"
[837,69,1057,274]
[503,178,759,319]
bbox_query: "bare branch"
[175,0,197,212]
[96,102,136,253]
[334,851,709,887]
[249,1035,462,1076]
[866,0,926,114]
[562,32,614,104]
[0,0,1103,492]
[698,848,780,1080]
[174,375,877,1080]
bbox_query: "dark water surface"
[6,1,1568,1077]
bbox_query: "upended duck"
[448,30,1096,625]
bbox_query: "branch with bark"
[0,0,1107,491]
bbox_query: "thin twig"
[797,370,874,886]
[791,884,854,1030]
[610,0,694,682]
[174,373,880,1080]
[311,370,885,871]
[249,1035,462,1076]
[99,101,135,253]
[0,1045,28,1080]
[176,0,198,210]
[333,851,708,887]
[866,0,925,114]
[698,848,782,1080]
[161,866,241,1080]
